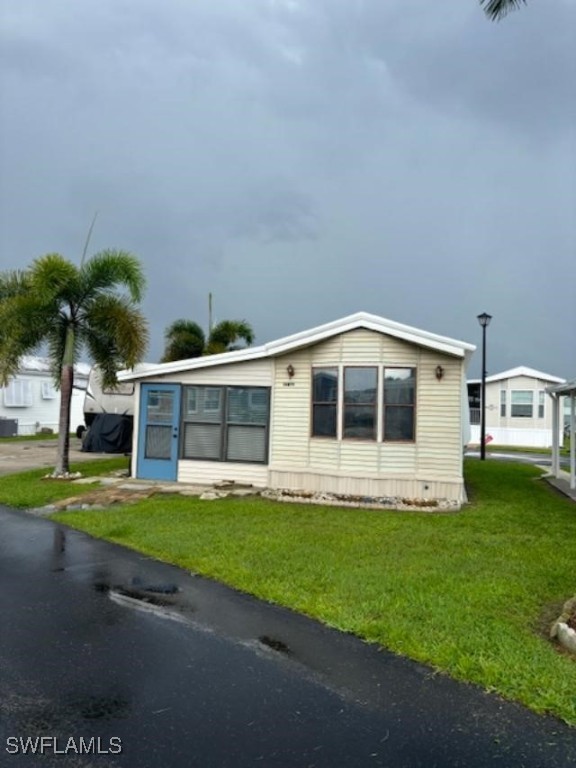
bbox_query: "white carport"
[547,379,576,491]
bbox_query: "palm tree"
[0,251,148,476]
[161,318,254,362]
[480,0,527,21]
[161,320,205,362]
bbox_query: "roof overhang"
[119,311,476,382]
[546,379,576,396]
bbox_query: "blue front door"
[136,384,181,481]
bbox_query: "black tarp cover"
[82,413,133,453]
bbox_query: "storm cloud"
[1,0,574,377]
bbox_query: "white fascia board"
[267,315,475,358]
[486,366,566,384]
[119,312,476,381]
[118,347,264,381]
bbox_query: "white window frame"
[41,381,57,400]
[538,390,545,419]
[510,390,534,418]
[3,379,33,407]
[500,389,506,417]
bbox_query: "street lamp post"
[477,312,492,461]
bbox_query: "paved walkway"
[544,471,576,502]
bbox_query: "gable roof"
[483,366,566,385]
[119,312,476,382]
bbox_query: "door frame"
[136,383,181,481]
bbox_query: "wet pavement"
[1,506,575,768]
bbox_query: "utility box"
[0,418,18,437]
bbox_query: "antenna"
[208,292,213,333]
[80,211,99,267]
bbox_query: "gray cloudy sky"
[1,0,575,378]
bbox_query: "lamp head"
[477,312,492,328]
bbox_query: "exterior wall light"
[435,365,445,381]
[286,364,295,378]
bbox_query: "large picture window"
[183,386,269,463]
[383,368,416,441]
[312,368,338,437]
[311,366,416,442]
[343,367,377,440]
[511,390,533,418]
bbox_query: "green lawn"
[0,457,128,508]
[13,459,576,725]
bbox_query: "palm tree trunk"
[54,327,75,476]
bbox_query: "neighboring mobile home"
[467,366,566,448]
[120,313,475,504]
[0,356,89,436]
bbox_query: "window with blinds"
[182,386,270,464]
[3,379,33,407]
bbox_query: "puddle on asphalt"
[110,586,177,608]
[258,635,292,655]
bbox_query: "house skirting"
[469,425,552,448]
[268,468,466,503]
[173,460,466,503]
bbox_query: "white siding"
[416,355,463,477]
[177,460,268,487]
[469,425,554,448]
[131,359,273,480]
[269,329,465,500]
[0,374,86,435]
[131,330,467,501]
[137,359,273,387]
[480,373,563,447]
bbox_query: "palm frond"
[208,319,255,351]
[161,319,206,362]
[81,249,146,303]
[29,254,80,303]
[0,269,30,300]
[82,294,149,377]
[164,319,206,343]
[480,0,527,21]
[0,292,56,384]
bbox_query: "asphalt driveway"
[1,506,575,767]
